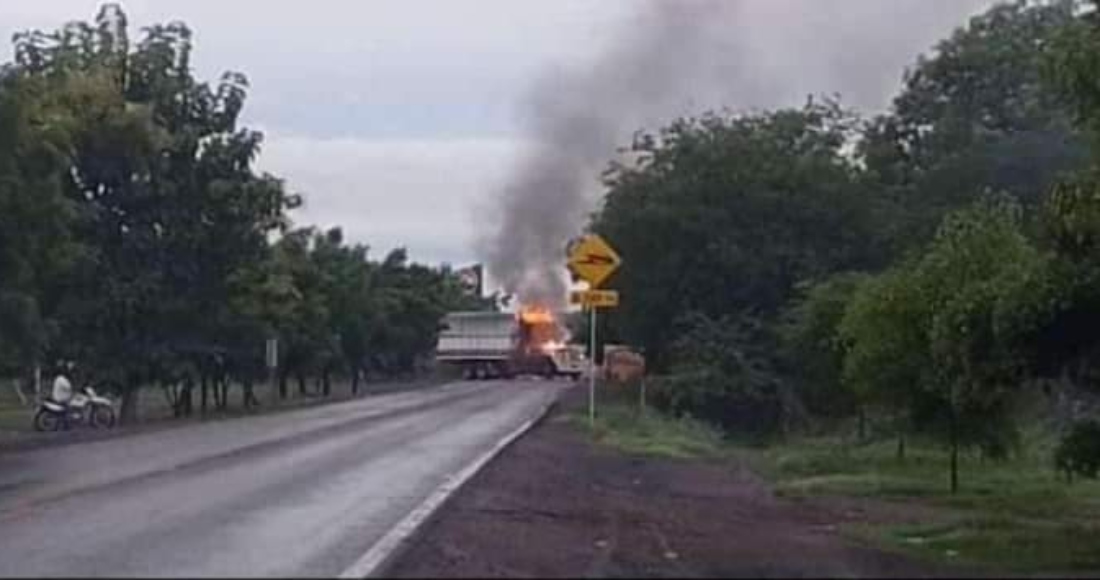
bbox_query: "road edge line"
[337,393,560,579]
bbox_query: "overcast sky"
[2,0,993,271]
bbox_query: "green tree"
[0,74,80,377]
[652,311,787,439]
[865,0,1088,252]
[839,265,930,454]
[11,5,296,421]
[842,200,1042,492]
[779,272,868,421]
[594,100,881,371]
[918,202,1041,489]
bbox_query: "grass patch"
[570,403,725,460]
[857,517,1100,573]
[0,406,28,431]
[746,430,1100,573]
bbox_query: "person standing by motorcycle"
[50,361,74,405]
[34,360,115,432]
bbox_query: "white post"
[34,364,41,402]
[589,306,597,428]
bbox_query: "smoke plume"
[481,0,991,307]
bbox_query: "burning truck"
[435,306,586,380]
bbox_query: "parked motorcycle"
[33,387,117,432]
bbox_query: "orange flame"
[518,305,555,325]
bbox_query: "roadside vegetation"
[571,398,724,460]
[0,5,494,427]
[751,432,1100,572]
[578,1,1100,573]
[579,390,1100,573]
[592,0,1100,490]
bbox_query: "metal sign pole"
[589,306,597,428]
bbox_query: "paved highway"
[0,380,563,578]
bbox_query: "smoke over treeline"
[481,0,990,307]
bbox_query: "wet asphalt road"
[0,380,563,578]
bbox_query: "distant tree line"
[590,0,1100,490]
[0,5,492,423]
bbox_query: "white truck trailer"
[436,310,585,380]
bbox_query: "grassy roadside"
[742,432,1100,574]
[571,400,1100,575]
[568,402,726,460]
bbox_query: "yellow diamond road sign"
[570,290,620,309]
[566,234,622,289]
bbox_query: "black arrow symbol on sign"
[574,253,617,266]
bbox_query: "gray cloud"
[481,0,991,306]
[4,1,993,271]
[256,131,537,266]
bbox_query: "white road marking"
[337,395,557,579]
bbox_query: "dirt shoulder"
[388,387,973,578]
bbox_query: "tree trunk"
[278,368,288,400]
[949,412,960,494]
[163,382,178,416]
[297,373,307,397]
[857,407,867,442]
[897,434,906,462]
[218,377,229,410]
[179,378,194,417]
[120,381,140,426]
[351,368,360,396]
[244,380,260,409]
[322,369,331,397]
[201,375,208,415]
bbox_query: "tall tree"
[0,74,80,376]
[841,200,1042,491]
[594,101,881,370]
[11,5,296,421]
[864,0,1088,251]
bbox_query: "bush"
[1054,420,1100,482]
[651,367,782,441]
[648,312,791,440]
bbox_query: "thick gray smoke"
[481,0,991,307]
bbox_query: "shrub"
[1054,420,1100,482]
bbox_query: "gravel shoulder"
[389,387,973,578]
